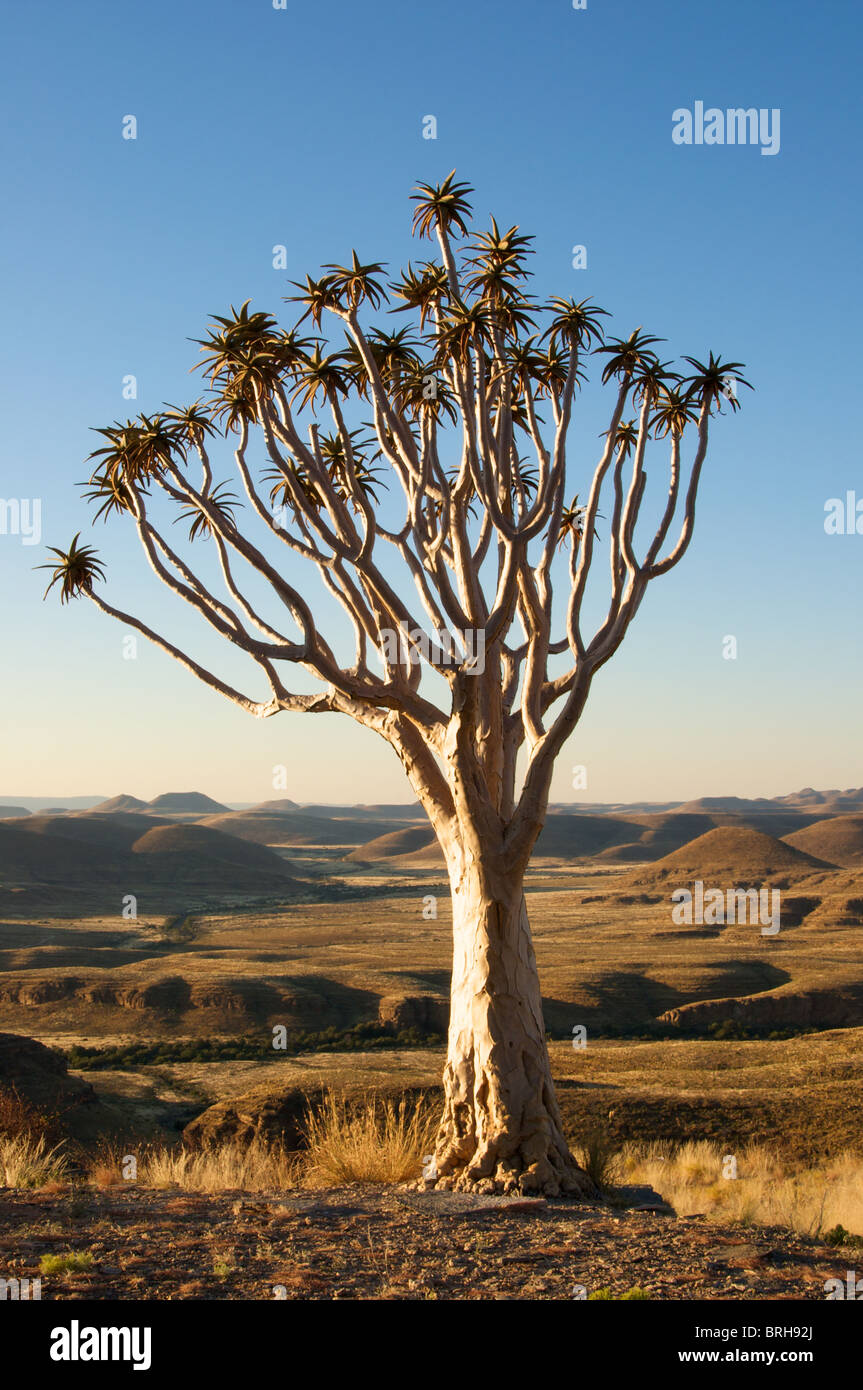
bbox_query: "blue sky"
[1,0,861,804]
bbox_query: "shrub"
[0,1086,53,1141]
[824,1223,863,1248]
[40,1251,94,1275]
[301,1090,438,1185]
[588,1285,650,1300]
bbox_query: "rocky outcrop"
[182,1085,326,1152]
[377,994,448,1032]
[183,1077,437,1153]
[0,975,328,1024]
[0,1031,101,1137]
[659,984,863,1032]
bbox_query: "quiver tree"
[43,173,749,1196]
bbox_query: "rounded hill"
[782,815,863,868]
[83,794,151,814]
[624,826,828,887]
[345,826,436,862]
[131,824,298,886]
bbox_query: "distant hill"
[593,812,721,863]
[595,810,827,864]
[346,826,436,862]
[547,801,681,815]
[0,821,113,884]
[776,787,863,811]
[807,792,863,815]
[10,787,863,824]
[9,812,168,852]
[84,794,151,815]
[388,840,446,868]
[131,824,298,885]
[0,813,300,902]
[0,806,30,819]
[235,799,424,819]
[297,803,425,820]
[147,792,229,814]
[624,827,829,888]
[675,796,776,815]
[783,815,863,868]
[554,789,863,818]
[348,813,651,866]
[350,812,723,868]
[0,797,108,812]
[200,808,417,847]
[530,814,641,858]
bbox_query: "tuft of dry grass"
[0,1132,70,1188]
[137,1140,300,1193]
[86,1143,129,1188]
[300,1090,438,1186]
[620,1139,863,1238]
[573,1122,622,1192]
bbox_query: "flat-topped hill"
[147,792,230,814]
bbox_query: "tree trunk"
[428,848,595,1198]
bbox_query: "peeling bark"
[428,844,595,1198]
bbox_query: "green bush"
[588,1285,650,1300]
[40,1251,94,1275]
[66,1021,445,1071]
[824,1224,863,1249]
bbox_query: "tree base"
[420,1141,599,1200]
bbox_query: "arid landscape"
[4,0,861,1364]
[3,788,863,1301]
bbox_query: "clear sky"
[1,0,861,805]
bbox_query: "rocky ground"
[0,1183,854,1301]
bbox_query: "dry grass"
[573,1122,622,1191]
[0,1132,71,1188]
[5,1085,863,1251]
[78,1091,437,1191]
[136,1140,300,1192]
[301,1090,438,1186]
[621,1139,863,1237]
[85,1142,131,1187]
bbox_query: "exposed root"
[424,1137,599,1200]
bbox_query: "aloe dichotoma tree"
[42,173,749,1195]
